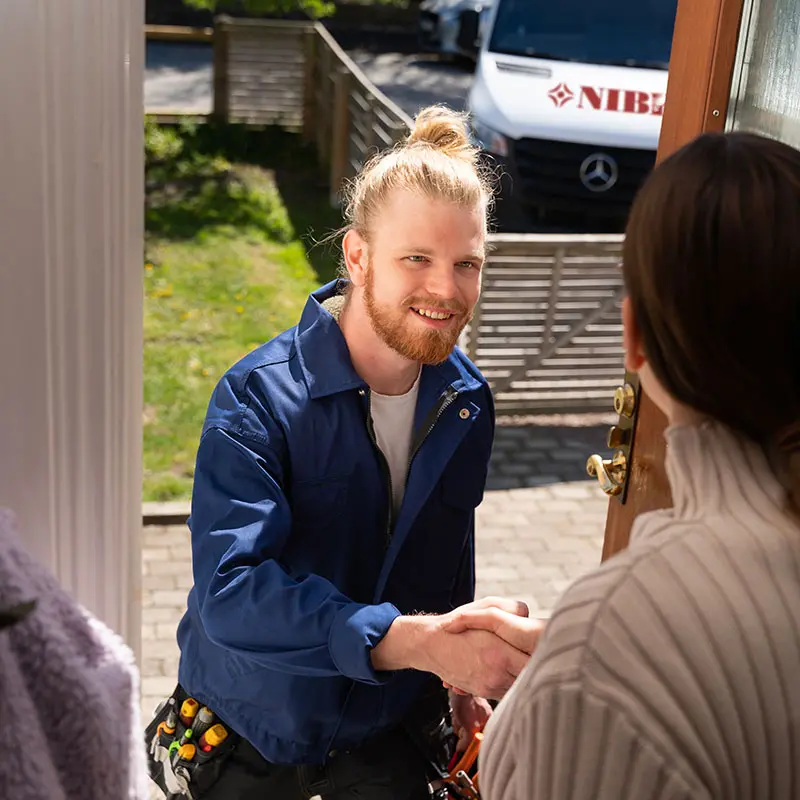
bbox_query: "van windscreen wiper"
[494,47,580,62]
[598,58,669,70]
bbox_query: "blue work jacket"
[177,280,494,765]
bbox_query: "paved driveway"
[145,41,213,114]
[144,41,473,118]
[348,51,474,115]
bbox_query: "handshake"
[371,597,545,700]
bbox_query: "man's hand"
[442,606,546,655]
[370,596,532,699]
[454,596,530,620]
[450,692,492,752]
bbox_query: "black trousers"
[200,725,432,800]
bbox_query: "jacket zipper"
[405,386,460,482]
[361,385,461,548]
[362,389,395,547]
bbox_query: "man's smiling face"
[362,188,485,365]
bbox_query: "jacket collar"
[294,281,483,400]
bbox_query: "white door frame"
[0,0,144,658]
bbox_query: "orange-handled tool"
[449,730,483,780]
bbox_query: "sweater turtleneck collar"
[633,421,794,536]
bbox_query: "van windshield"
[487,0,677,69]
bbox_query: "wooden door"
[600,0,745,559]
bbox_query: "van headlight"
[471,118,509,157]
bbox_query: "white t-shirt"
[370,371,421,512]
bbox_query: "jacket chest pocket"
[417,462,485,582]
[284,477,350,578]
[440,458,487,512]
[385,466,485,612]
[289,477,349,535]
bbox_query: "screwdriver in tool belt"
[449,731,482,780]
[172,728,195,768]
[191,706,215,740]
[198,724,229,753]
[178,727,194,748]
[195,724,230,765]
[177,743,197,762]
[179,697,200,727]
[157,701,178,738]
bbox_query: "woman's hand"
[450,691,492,752]
[443,606,546,655]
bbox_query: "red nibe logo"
[548,83,574,108]
[547,83,665,116]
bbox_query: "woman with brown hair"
[475,131,800,798]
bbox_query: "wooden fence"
[468,235,625,414]
[213,18,308,129]
[307,25,413,205]
[212,17,412,204]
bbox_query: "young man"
[163,107,535,799]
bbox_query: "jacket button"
[459,408,470,420]
[328,749,338,758]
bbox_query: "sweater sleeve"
[480,681,707,800]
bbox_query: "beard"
[363,265,471,365]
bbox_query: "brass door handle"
[586,451,628,497]
[587,377,638,501]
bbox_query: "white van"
[417,0,495,62]
[467,0,678,231]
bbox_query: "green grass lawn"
[143,121,343,502]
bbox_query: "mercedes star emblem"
[579,153,619,192]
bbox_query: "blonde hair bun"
[405,105,478,167]
[339,104,493,241]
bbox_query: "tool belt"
[402,681,482,800]
[144,684,240,799]
[144,680,481,799]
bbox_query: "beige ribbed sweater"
[481,422,800,800]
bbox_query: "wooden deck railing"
[212,17,412,204]
[471,234,625,414]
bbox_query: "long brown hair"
[623,132,800,497]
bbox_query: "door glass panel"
[728,0,800,146]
